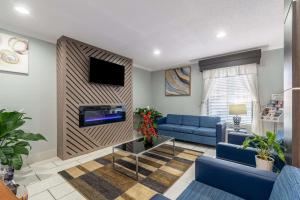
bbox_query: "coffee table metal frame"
[112,136,175,180]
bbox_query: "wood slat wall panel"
[57,36,133,160]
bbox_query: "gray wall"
[151,64,203,115]
[258,49,284,106]
[0,29,57,162]
[133,67,152,109]
[151,49,284,116]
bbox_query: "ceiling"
[0,0,283,71]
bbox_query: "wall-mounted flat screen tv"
[89,57,125,86]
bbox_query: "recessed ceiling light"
[153,49,161,56]
[14,6,30,15]
[216,31,226,38]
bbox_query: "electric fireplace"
[79,105,126,127]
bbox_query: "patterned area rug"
[58,144,202,200]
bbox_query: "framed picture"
[0,32,29,74]
[165,66,191,96]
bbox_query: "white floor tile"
[30,191,55,200]
[59,191,86,200]
[178,164,195,184]
[49,182,75,199]
[27,174,66,196]
[36,161,80,180]
[14,172,40,186]
[164,179,190,200]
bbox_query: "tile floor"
[15,141,216,200]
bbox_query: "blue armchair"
[151,156,300,200]
[217,132,286,171]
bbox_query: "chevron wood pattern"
[57,36,133,160]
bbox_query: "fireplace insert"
[79,105,126,127]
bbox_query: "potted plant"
[134,106,162,145]
[242,131,285,171]
[0,109,46,184]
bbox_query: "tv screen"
[89,57,125,86]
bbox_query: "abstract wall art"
[165,66,191,96]
[0,32,29,74]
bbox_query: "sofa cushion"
[193,127,216,137]
[166,114,182,125]
[177,181,244,200]
[182,115,200,127]
[269,165,300,200]
[157,124,180,132]
[200,116,221,128]
[173,125,199,134]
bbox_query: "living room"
[0,0,299,200]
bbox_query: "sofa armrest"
[150,194,170,200]
[216,142,257,167]
[216,122,226,143]
[228,132,253,145]
[195,156,277,200]
[157,117,166,125]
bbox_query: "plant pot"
[255,155,274,171]
[4,166,14,185]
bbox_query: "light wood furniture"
[0,181,18,200]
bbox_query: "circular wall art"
[8,37,29,55]
[0,49,19,64]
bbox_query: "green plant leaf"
[14,145,29,155]
[0,149,6,160]
[0,111,26,138]
[1,146,14,155]
[11,154,23,170]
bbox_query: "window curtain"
[200,63,262,134]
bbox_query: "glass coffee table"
[112,135,175,180]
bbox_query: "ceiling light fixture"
[216,31,226,38]
[14,6,30,15]
[153,49,161,56]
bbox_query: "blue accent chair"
[151,156,300,200]
[157,114,226,146]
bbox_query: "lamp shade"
[229,104,247,115]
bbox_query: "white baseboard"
[24,149,57,164]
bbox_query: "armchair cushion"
[177,181,243,200]
[195,156,277,200]
[166,114,182,125]
[199,116,220,128]
[192,127,216,137]
[269,165,300,200]
[182,115,200,127]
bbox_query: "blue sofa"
[157,114,226,146]
[151,156,300,200]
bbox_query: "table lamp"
[229,104,247,131]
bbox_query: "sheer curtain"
[200,63,262,134]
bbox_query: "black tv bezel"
[89,57,125,86]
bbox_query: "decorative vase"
[4,166,14,185]
[255,155,274,171]
[144,136,155,148]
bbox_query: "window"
[207,75,253,124]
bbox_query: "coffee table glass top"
[114,135,174,155]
